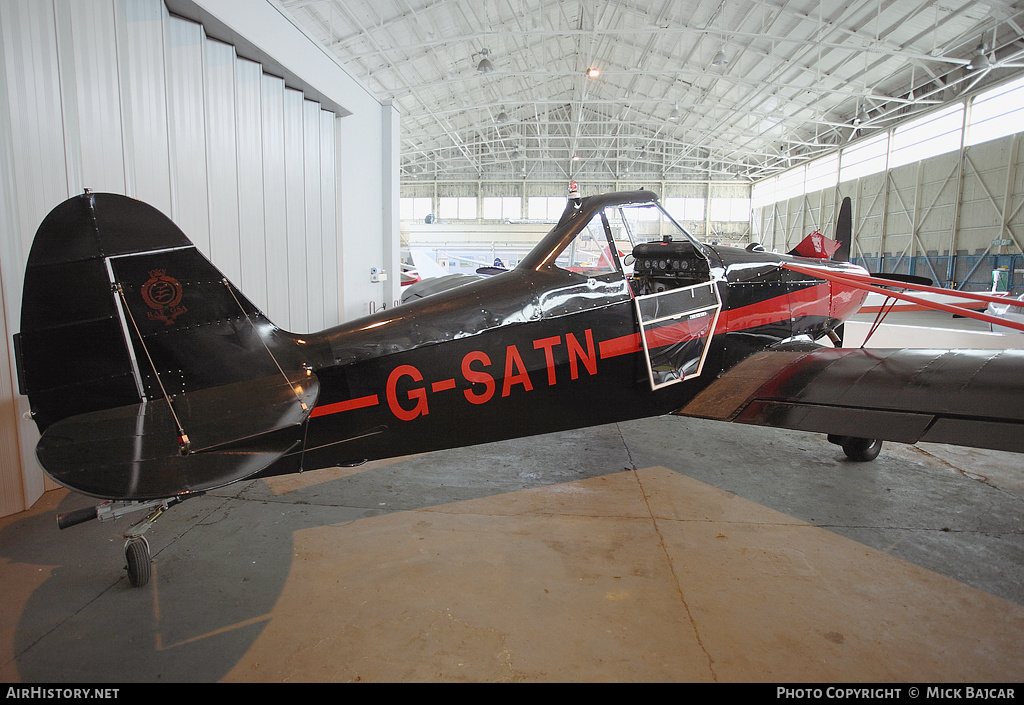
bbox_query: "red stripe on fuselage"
[713,282,832,334]
[310,281,844,418]
[598,333,642,359]
[310,394,380,418]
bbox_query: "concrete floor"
[0,414,1022,683]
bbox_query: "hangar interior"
[0,0,1023,683]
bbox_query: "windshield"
[549,202,701,277]
[518,192,706,273]
[606,203,700,250]
[553,212,621,275]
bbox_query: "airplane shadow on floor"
[5,416,1023,681]
[4,421,639,682]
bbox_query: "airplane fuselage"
[271,231,867,477]
[17,190,866,501]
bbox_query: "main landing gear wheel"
[841,437,883,462]
[125,536,152,588]
[826,435,883,461]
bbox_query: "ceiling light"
[477,49,494,73]
[669,104,680,122]
[967,41,990,71]
[853,104,868,127]
[712,49,728,67]
[496,107,509,123]
[572,154,581,161]
[586,67,600,78]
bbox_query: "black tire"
[842,437,882,462]
[125,538,151,588]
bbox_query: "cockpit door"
[634,281,721,390]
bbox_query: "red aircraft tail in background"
[790,230,841,259]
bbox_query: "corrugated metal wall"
[754,130,1024,290]
[0,0,344,515]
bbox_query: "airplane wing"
[675,346,1024,454]
[676,345,1024,453]
[677,260,1024,453]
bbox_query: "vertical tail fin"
[834,196,852,262]
[17,192,298,432]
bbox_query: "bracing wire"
[221,279,309,412]
[115,284,191,454]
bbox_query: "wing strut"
[781,262,1024,335]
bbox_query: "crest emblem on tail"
[140,269,186,325]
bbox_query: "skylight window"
[966,75,1024,147]
[439,196,477,220]
[839,132,889,183]
[482,196,520,220]
[527,196,566,220]
[805,153,839,193]
[664,197,705,222]
[400,197,433,221]
[775,165,807,202]
[889,103,964,169]
[709,198,751,222]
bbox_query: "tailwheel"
[125,536,152,588]
[56,495,196,587]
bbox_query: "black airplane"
[14,188,1024,586]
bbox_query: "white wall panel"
[165,14,211,254]
[57,0,127,195]
[283,87,307,332]
[0,0,69,515]
[916,152,959,249]
[0,1,68,254]
[0,0,383,515]
[338,105,387,321]
[204,38,241,283]
[118,0,172,213]
[260,73,290,327]
[303,100,324,331]
[235,58,267,311]
[320,113,339,324]
[0,14,32,518]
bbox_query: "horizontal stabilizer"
[36,371,319,500]
[675,348,1024,453]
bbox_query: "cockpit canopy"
[522,190,712,294]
